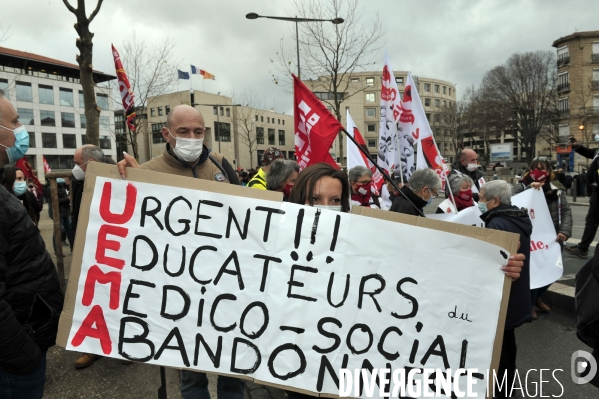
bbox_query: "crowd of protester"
[1,96,598,398]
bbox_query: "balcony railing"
[559,108,570,115]
[592,106,599,114]
[557,56,570,67]
[593,80,599,89]
[592,53,599,62]
[557,83,570,92]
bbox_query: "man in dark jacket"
[479,180,533,399]
[0,90,64,398]
[447,149,485,201]
[565,136,599,259]
[389,168,440,217]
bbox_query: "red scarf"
[352,182,373,206]
[454,189,473,211]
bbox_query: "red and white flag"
[346,110,384,194]
[401,72,448,189]
[377,52,403,179]
[111,44,136,132]
[293,74,343,170]
[43,156,51,173]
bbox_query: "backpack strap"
[208,153,230,183]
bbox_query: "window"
[424,83,431,92]
[366,108,376,118]
[261,116,264,122]
[314,92,344,101]
[61,112,75,128]
[350,77,360,83]
[257,150,265,166]
[434,99,440,107]
[18,108,34,125]
[226,108,230,117]
[278,119,280,124]
[591,42,599,61]
[278,129,285,145]
[151,108,155,117]
[0,79,8,98]
[59,88,74,107]
[152,123,166,143]
[434,114,440,123]
[449,88,452,97]
[326,106,333,113]
[43,155,73,170]
[63,134,77,148]
[367,124,376,132]
[558,98,569,114]
[558,72,569,91]
[220,107,224,117]
[268,128,275,145]
[267,117,270,123]
[215,122,231,142]
[434,85,440,93]
[212,106,218,115]
[38,85,54,104]
[158,107,163,116]
[165,105,171,114]
[282,120,285,125]
[425,113,431,121]
[396,77,404,85]
[366,77,375,86]
[424,98,431,107]
[443,100,447,107]
[365,93,375,102]
[255,114,259,122]
[78,90,84,108]
[40,110,55,126]
[367,139,376,148]
[256,127,264,144]
[100,116,110,130]
[100,135,112,149]
[558,124,569,141]
[442,86,447,95]
[80,114,86,129]
[557,46,569,66]
[15,82,32,102]
[96,93,109,110]
[81,135,87,145]
[42,133,57,148]
[29,133,36,148]
[288,150,295,160]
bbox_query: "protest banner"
[58,163,518,399]
[511,189,564,289]
[427,206,484,228]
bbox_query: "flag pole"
[341,127,424,217]
[430,135,457,212]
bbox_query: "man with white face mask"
[446,148,485,202]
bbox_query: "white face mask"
[72,162,87,180]
[169,129,204,162]
[466,163,478,172]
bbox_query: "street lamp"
[245,12,344,79]
[193,103,241,153]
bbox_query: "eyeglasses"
[428,188,439,199]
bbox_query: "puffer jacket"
[0,185,64,375]
[481,205,533,330]
[513,179,573,238]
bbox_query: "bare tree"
[274,0,384,163]
[234,89,266,169]
[63,0,104,146]
[108,33,180,159]
[481,51,557,163]
[0,23,10,42]
[441,87,478,156]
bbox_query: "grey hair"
[348,165,372,182]
[409,168,442,192]
[81,145,106,163]
[266,159,299,190]
[480,180,512,205]
[448,174,474,194]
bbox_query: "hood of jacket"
[480,205,533,236]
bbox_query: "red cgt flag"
[293,74,343,170]
[16,156,43,196]
[111,44,136,131]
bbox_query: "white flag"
[377,52,403,179]
[346,110,384,194]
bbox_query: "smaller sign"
[490,143,514,162]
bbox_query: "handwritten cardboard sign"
[58,163,518,398]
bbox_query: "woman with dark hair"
[0,166,41,226]
[514,157,572,319]
[288,163,350,212]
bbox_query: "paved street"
[39,194,598,398]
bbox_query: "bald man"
[117,105,242,399]
[447,149,485,201]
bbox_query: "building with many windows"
[139,90,294,169]
[0,46,116,181]
[302,71,457,164]
[548,31,599,171]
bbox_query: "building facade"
[0,46,117,181]
[550,31,599,171]
[302,71,458,164]
[142,90,295,169]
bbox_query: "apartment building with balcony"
[302,71,458,164]
[0,46,116,181]
[549,31,599,171]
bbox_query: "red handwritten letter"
[71,305,113,354]
[96,225,128,269]
[99,182,137,224]
[82,265,122,310]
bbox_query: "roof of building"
[553,31,599,47]
[0,46,116,83]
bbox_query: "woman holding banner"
[514,158,572,319]
[436,174,476,214]
[289,163,350,212]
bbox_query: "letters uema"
[58,163,518,399]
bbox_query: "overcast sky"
[2,0,597,114]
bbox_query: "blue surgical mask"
[0,125,29,163]
[13,181,28,197]
[478,201,488,214]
